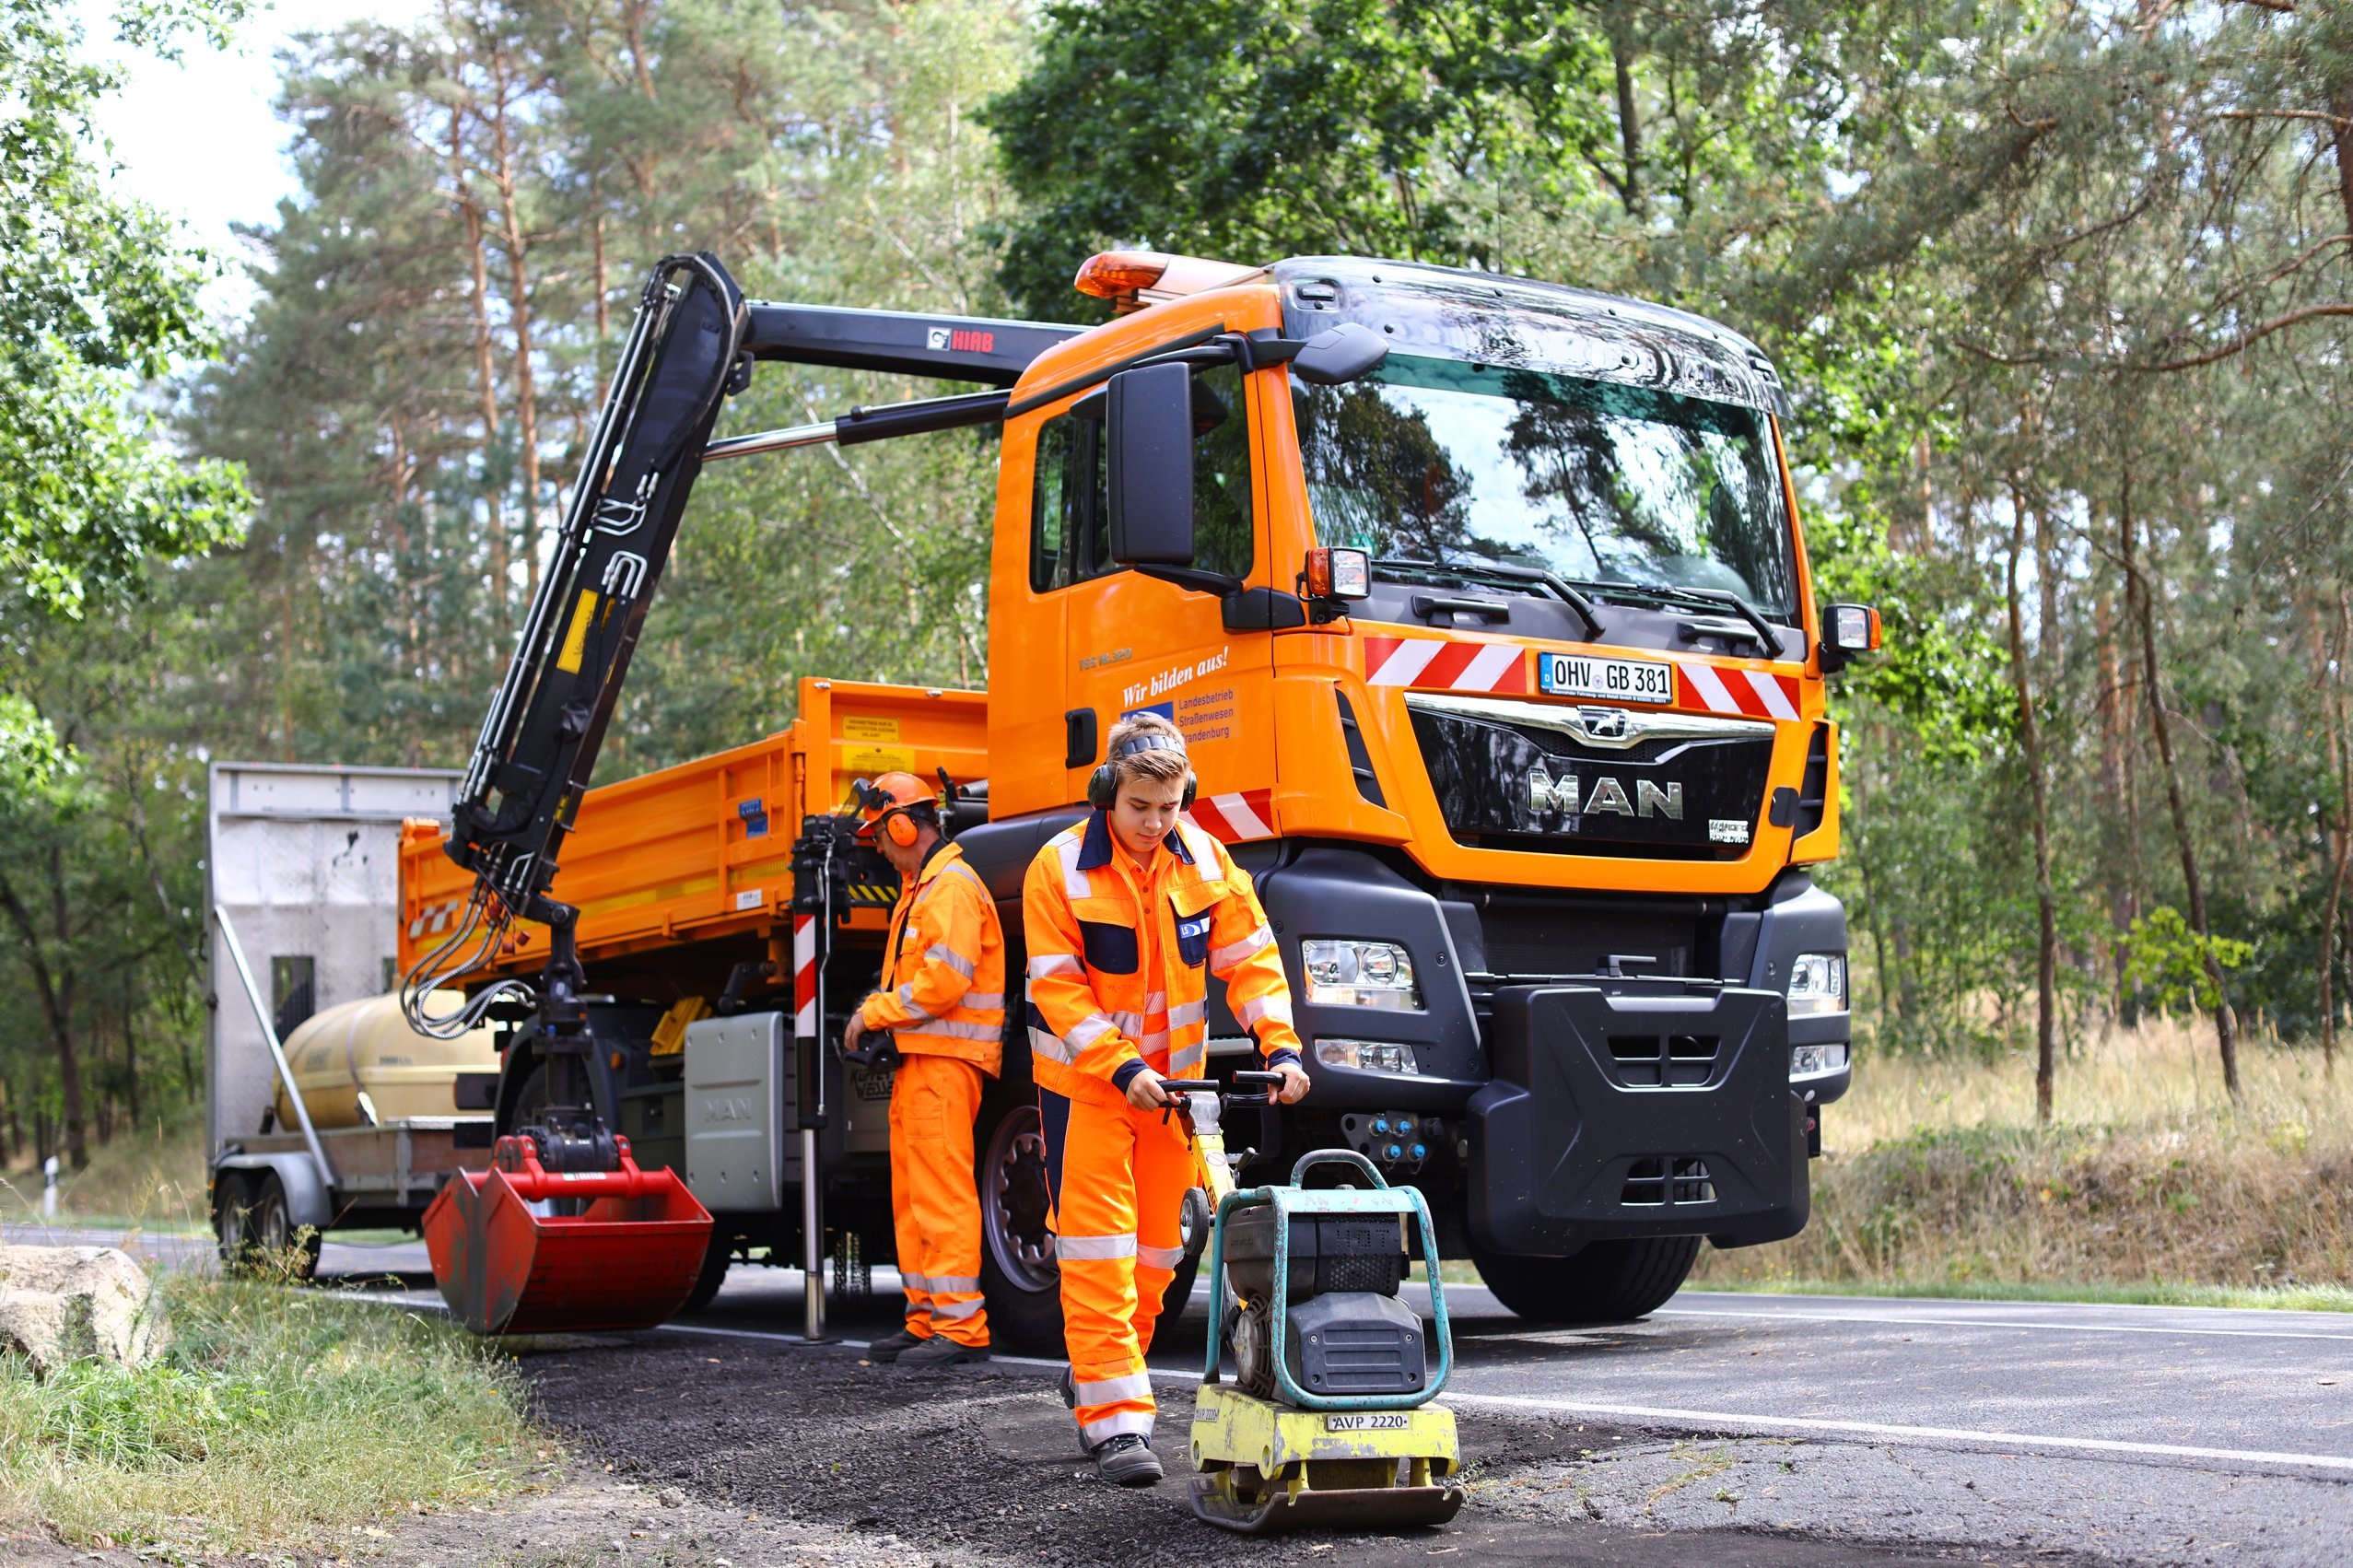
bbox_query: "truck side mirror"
[1106,361,1197,566]
[1290,322,1388,387]
[1819,603,1881,673]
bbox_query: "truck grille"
[1403,693,1772,859]
[1608,1031,1722,1088]
[1621,1156,1717,1207]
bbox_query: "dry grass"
[0,1109,210,1234]
[1693,1014,2353,1294]
[0,1263,542,1555]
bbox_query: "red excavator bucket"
[423,1133,713,1335]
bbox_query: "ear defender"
[884,808,920,848]
[1090,731,1197,813]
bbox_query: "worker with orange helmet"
[845,771,1006,1366]
[1021,712,1309,1485]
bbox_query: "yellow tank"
[273,993,498,1129]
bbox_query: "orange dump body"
[399,678,988,980]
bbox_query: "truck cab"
[959,253,1866,1328]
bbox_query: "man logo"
[1578,707,1630,741]
[1528,766,1683,821]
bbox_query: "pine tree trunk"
[2123,493,2239,1097]
[2324,591,2353,1079]
[0,852,89,1167]
[2008,484,2060,1122]
[450,100,505,601]
[486,44,544,592]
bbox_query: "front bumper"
[1466,982,1809,1255]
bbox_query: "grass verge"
[1,1107,210,1235]
[1,1263,541,1555]
[1691,1014,2353,1300]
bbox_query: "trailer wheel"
[977,1102,1064,1355]
[212,1172,253,1268]
[1470,1235,1700,1324]
[250,1172,322,1282]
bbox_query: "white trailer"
[204,761,484,1266]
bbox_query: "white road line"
[1651,1305,2353,1343]
[636,1320,2353,1476]
[1444,1391,2353,1474]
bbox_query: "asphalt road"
[674,1266,2353,1565]
[16,1223,2351,1564]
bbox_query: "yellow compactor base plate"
[1187,1382,1465,1534]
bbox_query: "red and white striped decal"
[791,913,818,1040]
[1363,636,1528,694]
[406,897,462,940]
[1187,790,1276,844]
[1362,633,1802,720]
[1677,661,1802,721]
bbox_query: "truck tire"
[680,1231,735,1315]
[974,1102,1201,1356]
[212,1171,253,1267]
[1471,1235,1701,1324]
[251,1172,322,1282]
[978,1101,1064,1355]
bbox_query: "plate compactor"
[1188,1149,1464,1533]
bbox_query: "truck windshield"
[1294,354,1797,620]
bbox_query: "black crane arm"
[404,254,1082,1036]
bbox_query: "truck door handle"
[1065,708,1099,769]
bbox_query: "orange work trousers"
[1040,1087,1192,1445]
[888,1052,989,1347]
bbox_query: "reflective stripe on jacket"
[860,842,1005,1075]
[1021,811,1302,1106]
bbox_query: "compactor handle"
[1287,1148,1389,1189]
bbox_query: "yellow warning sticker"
[556,589,600,673]
[844,743,918,775]
[843,715,901,742]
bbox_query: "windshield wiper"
[1560,580,1782,651]
[1372,558,1603,641]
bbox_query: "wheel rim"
[256,1192,288,1253]
[216,1192,246,1261]
[983,1105,1058,1292]
[1177,1186,1211,1263]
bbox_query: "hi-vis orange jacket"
[860,842,1006,1074]
[1023,812,1303,1106]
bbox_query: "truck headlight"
[1791,1043,1849,1080]
[1786,952,1846,1016]
[1313,1038,1421,1076]
[1301,940,1420,1010]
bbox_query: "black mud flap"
[1466,984,1808,1255]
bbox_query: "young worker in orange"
[1021,713,1310,1485]
[845,771,1005,1366]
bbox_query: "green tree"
[0,0,251,792]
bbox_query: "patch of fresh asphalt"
[19,1223,2350,1563]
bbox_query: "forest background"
[6,0,2353,1289]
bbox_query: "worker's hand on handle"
[842,1007,869,1058]
[1123,1064,1170,1110]
[1268,1060,1310,1105]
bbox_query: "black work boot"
[867,1326,925,1363]
[1091,1433,1164,1487]
[896,1335,990,1366]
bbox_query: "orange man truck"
[393,250,1877,1343]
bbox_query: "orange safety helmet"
[854,771,939,848]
